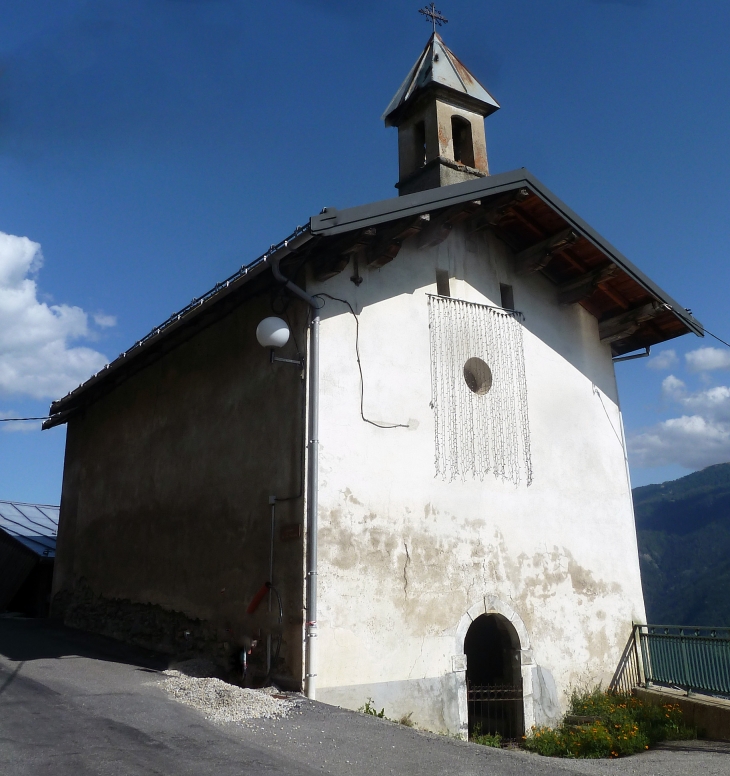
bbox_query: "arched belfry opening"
[464,614,524,740]
[413,120,427,169]
[451,116,474,168]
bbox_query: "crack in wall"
[403,541,411,597]
[407,635,426,679]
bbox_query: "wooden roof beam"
[467,188,532,234]
[506,204,550,242]
[558,264,618,305]
[597,283,631,311]
[417,200,484,249]
[313,229,377,281]
[505,205,588,276]
[550,244,589,275]
[314,211,433,278]
[367,214,431,269]
[516,228,581,275]
[599,301,670,343]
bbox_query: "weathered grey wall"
[308,224,646,734]
[52,286,308,682]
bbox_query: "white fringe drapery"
[428,295,532,486]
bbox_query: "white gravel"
[161,659,299,725]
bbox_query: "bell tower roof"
[382,33,500,127]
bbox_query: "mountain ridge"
[633,462,730,625]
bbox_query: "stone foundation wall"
[51,579,286,682]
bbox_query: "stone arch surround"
[454,596,539,736]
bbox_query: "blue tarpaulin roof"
[0,501,59,558]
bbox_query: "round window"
[463,357,493,395]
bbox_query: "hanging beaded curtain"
[428,295,532,486]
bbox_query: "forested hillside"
[633,462,730,625]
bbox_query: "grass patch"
[358,698,385,718]
[471,726,502,747]
[358,699,415,728]
[523,688,695,759]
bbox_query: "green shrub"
[471,726,502,747]
[523,688,695,759]
[359,697,385,718]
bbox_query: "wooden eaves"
[44,169,702,429]
[310,168,703,355]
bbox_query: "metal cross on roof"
[419,3,448,34]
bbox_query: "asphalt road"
[0,617,727,776]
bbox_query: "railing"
[610,625,643,695]
[610,624,730,698]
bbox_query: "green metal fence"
[610,625,730,698]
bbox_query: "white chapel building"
[47,32,702,738]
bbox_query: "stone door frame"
[454,596,537,738]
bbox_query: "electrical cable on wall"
[313,293,409,430]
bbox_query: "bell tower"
[382,33,500,196]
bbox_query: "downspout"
[267,233,320,700]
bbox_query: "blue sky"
[1,0,729,503]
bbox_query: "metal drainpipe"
[267,495,276,675]
[267,234,319,700]
[304,310,319,700]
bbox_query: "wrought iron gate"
[467,681,524,741]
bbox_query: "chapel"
[45,29,702,737]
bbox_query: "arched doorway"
[464,614,524,740]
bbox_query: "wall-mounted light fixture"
[256,316,302,366]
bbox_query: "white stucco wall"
[307,224,646,735]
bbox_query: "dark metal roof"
[382,32,499,126]
[44,167,702,428]
[0,501,59,558]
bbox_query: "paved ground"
[1,617,727,776]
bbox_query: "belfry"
[383,33,500,195]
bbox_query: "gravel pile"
[161,659,298,725]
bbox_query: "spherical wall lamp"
[256,317,290,349]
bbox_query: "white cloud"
[661,374,686,401]
[629,416,730,470]
[0,231,109,400]
[0,410,41,433]
[682,385,730,424]
[685,347,730,372]
[93,312,117,328]
[629,377,730,470]
[647,349,677,370]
